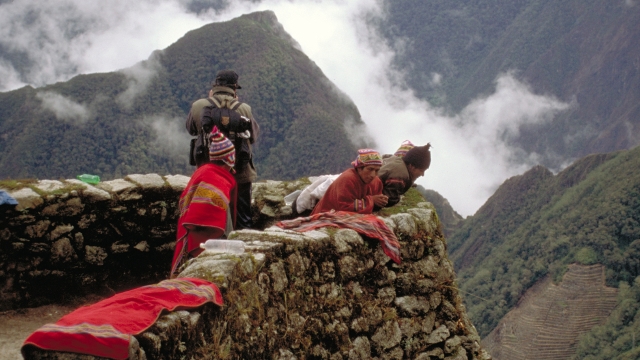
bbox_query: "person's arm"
[185,109,199,136]
[334,174,380,214]
[382,178,407,207]
[238,103,259,144]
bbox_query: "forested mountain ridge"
[0,11,371,181]
[447,145,640,355]
[375,0,640,168]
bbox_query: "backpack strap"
[229,100,241,110]
[207,97,221,108]
[208,96,242,110]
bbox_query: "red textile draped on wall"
[22,278,223,359]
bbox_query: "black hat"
[214,70,242,89]
[403,143,432,170]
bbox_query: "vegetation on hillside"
[0,11,370,181]
[415,186,464,238]
[448,146,640,338]
[374,0,640,167]
[573,277,640,359]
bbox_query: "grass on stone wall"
[0,178,86,196]
[377,187,429,217]
[0,178,37,191]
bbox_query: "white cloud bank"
[36,91,91,124]
[0,0,572,216]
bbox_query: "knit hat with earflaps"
[351,149,383,168]
[403,143,432,170]
[209,126,236,170]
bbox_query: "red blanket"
[22,278,223,359]
[172,163,237,277]
[276,211,401,264]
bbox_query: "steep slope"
[0,11,371,181]
[482,264,618,360]
[375,0,640,167]
[448,145,640,341]
[417,186,464,238]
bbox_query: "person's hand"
[372,194,389,207]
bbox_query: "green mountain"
[447,145,640,348]
[375,0,640,167]
[416,186,464,238]
[0,11,371,181]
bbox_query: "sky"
[0,0,572,217]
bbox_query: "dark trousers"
[236,182,253,230]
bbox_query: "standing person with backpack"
[186,70,259,230]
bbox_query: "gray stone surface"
[34,180,65,193]
[10,188,43,210]
[126,173,165,189]
[164,174,190,192]
[96,178,137,193]
[390,213,417,237]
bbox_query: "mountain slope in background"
[0,11,371,181]
[482,264,619,360]
[375,0,640,168]
[447,145,640,357]
[416,186,464,238]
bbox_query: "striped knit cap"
[393,140,415,157]
[209,126,236,169]
[351,148,383,168]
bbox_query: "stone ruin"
[1,174,492,359]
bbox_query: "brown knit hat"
[403,143,431,170]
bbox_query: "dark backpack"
[190,97,253,168]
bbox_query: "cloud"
[238,1,572,216]
[116,52,163,109]
[146,113,192,159]
[0,0,208,91]
[0,0,574,216]
[36,91,91,124]
[0,58,26,90]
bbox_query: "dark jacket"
[378,156,414,207]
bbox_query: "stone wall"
[0,174,188,310]
[4,175,491,359]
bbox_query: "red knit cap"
[209,126,236,169]
[394,140,415,157]
[351,149,383,168]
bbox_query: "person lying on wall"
[310,149,389,215]
[378,140,432,207]
[171,126,238,278]
[277,148,402,264]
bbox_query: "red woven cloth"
[171,163,237,276]
[276,210,401,264]
[22,278,223,359]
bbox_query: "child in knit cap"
[171,127,238,277]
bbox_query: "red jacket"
[311,168,383,215]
